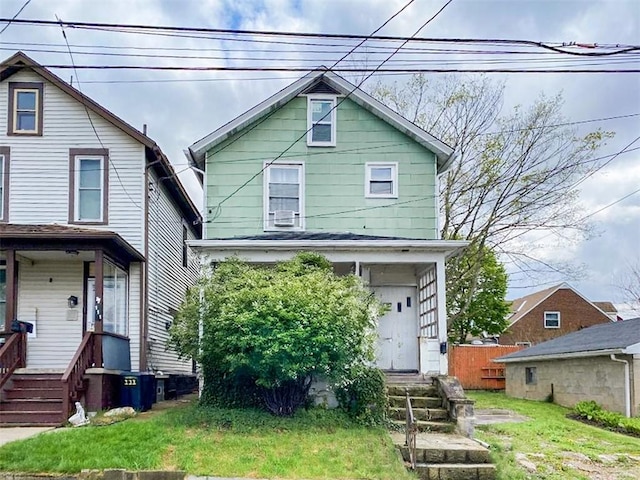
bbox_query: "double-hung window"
[365,163,398,198]
[8,83,43,136]
[0,147,9,221]
[264,163,304,230]
[69,149,108,224]
[544,311,560,329]
[307,96,336,146]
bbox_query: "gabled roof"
[187,68,455,173]
[506,282,613,327]
[0,52,201,235]
[593,301,617,313]
[498,317,640,362]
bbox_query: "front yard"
[0,400,413,479]
[468,391,640,480]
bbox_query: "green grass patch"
[0,402,413,479]
[468,391,640,480]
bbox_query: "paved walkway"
[0,426,56,447]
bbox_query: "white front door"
[86,278,96,332]
[374,286,418,371]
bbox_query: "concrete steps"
[0,373,65,426]
[393,432,496,480]
[386,375,495,479]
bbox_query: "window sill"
[307,142,336,148]
[365,194,398,199]
[7,130,42,137]
[69,220,108,226]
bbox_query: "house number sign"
[123,376,138,387]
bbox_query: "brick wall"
[501,288,612,345]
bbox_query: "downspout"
[610,354,631,418]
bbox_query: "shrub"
[572,401,640,436]
[170,253,384,416]
[336,366,388,425]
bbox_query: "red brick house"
[500,283,614,346]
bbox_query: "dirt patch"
[516,451,640,480]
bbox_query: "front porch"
[0,223,145,423]
[190,232,467,376]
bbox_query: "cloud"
[2,0,638,303]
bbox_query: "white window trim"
[0,154,5,219]
[263,162,305,231]
[74,155,105,222]
[13,88,40,134]
[365,162,398,198]
[306,95,337,147]
[544,311,561,329]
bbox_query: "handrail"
[0,332,27,390]
[61,331,96,421]
[405,390,417,469]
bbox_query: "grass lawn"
[0,401,414,479]
[468,391,640,480]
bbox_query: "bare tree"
[618,261,640,315]
[371,75,613,327]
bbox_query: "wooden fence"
[448,344,525,390]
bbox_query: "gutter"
[610,354,631,418]
[188,239,469,251]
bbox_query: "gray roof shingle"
[208,232,416,241]
[498,317,640,361]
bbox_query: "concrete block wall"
[505,355,634,415]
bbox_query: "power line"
[5,17,640,56]
[55,15,142,211]
[0,0,32,35]
[16,64,640,73]
[209,0,455,222]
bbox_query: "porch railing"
[0,332,27,390]
[405,391,418,469]
[62,331,96,420]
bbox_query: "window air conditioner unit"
[273,210,295,227]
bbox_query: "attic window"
[8,82,43,136]
[307,96,336,147]
[544,311,560,329]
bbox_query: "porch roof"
[189,232,468,263]
[0,223,145,263]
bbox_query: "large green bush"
[169,253,383,416]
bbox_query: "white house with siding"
[0,52,201,425]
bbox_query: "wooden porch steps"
[0,373,66,426]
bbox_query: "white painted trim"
[262,161,305,231]
[187,69,455,172]
[306,95,337,147]
[12,87,40,134]
[365,162,398,199]
[499,348,624,363]
[73,155,105,222]
[544,311,561,329]
[190,238,468,251]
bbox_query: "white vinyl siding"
[18,260,84,369]
[0,70,145,251]
[147,169,199,374]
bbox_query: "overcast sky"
[1,0,638,312]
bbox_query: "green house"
[186,69,466,375]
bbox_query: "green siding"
[205,97,438,239]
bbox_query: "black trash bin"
[120,372,154,411]
[10,320,34,333]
